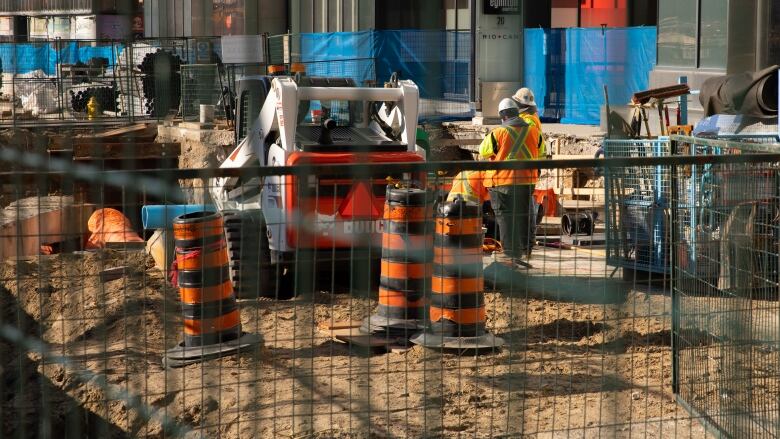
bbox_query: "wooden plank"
[563,233,606,246]
[92,123,154,139]
[561,199,605,210]
[321,320,412,353]
[318,320,363,331]
[50,137,159,150]
[570,188,607,196]
[69,142,180,159]
[48,127,158,150]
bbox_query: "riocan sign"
[483,0,521,15]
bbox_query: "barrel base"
[163,332,261,368]
[360,314,425,340]
[410,331,504,352]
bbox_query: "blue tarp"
[374,30,471,101]
[300,31,376,87]
[0,42,119,75]
[300,30,473,122]
[525,27,657,125]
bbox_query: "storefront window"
[657,0,697,67]
[213,0,244,36]
[699,0,728,68]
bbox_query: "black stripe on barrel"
[173,211,243,348]
[376,187,432,323]
[429,199,488,336]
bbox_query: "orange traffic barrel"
[164,211,260,368]
[411,199,504,351]
[362,187,433,338]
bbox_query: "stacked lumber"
[47,123,180,160]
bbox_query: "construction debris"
[157,122,234,204]
[0,196,94,260]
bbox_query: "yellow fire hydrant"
[86,96,100,120]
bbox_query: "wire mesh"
[0,31,474,127]
[265,31,473,122]
[0,148,748,437]
[604,138,672,275]
[0,37,234,126]
[671,136,780,438]
[180,64,224,122]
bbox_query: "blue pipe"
[142,205,215,230]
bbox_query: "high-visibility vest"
[522,113,547,158]
[479,123,541,187]
[447,170,489,204]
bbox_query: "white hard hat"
[498,98,519,115]
[513,87,537,108]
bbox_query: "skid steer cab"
[211,75,427,297]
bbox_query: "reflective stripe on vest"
[522,113,547,159]
[489,124,542,187]
[448,185,479,204]
[502,125,533,161]
[448,171,483,204]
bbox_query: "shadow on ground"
[0,285,131,438]
[485,262,630,304]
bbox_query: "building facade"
[651,0,777,93]
[144,0,287,38]
[548,0,657,28]
[0,0,143,40]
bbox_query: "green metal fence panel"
[180,64,223,122]
[671,135,780,438]
[604,138,672,275]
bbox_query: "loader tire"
[223,210,290,299]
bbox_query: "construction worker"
[513,87,547,243]
[512,87,547,158]
[479,98,541,264]
[447,170,489,205]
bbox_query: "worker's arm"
[538,134,548,159]
[478,130,498,160]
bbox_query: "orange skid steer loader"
[210,75,426,298]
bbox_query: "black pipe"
[562,211,597,236]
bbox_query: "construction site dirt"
[0,247,715,438]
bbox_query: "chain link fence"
[0,31,475,127]
[5,150,774,437]
[0,37,241,127]
[671,136,780,438]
